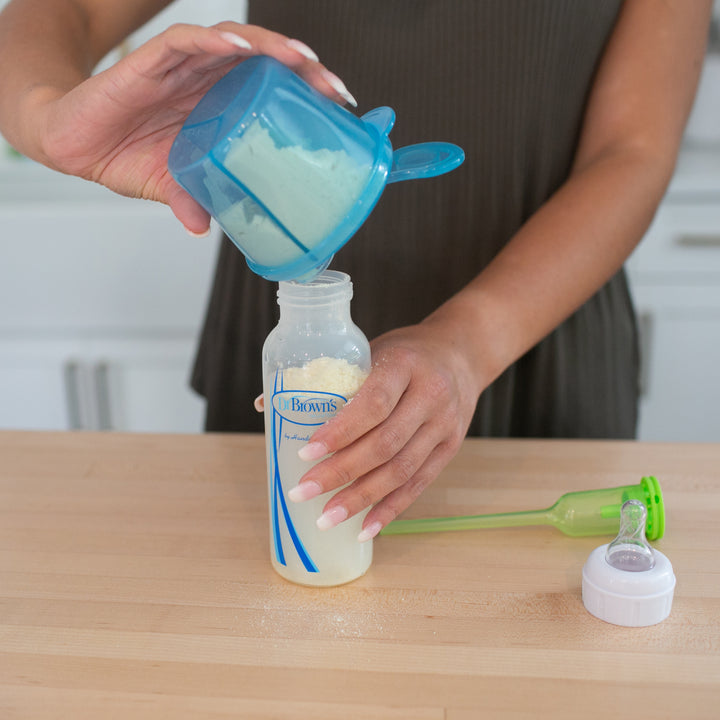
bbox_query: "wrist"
[6,85,65,170]
[423,288,516,398]
[420,295,500,404]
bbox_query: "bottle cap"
[582,500,676,626]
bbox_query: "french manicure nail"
[298,441,328,462]
[357,521,383,543]
[185,226,211,238]
[288,480,322,503]
[321,70,357,107]
[286,38,319,62]
[253,394,264,412]
[316,506,348,531]
[219,31,252,51]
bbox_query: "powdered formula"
[217,121,372,268]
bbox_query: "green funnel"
[381,476,665,540]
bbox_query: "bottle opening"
[277,270,353,305]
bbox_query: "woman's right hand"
[24,22,355,234]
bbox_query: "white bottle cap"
[582,501,675,627]
[582,543,676,626]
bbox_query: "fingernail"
[253,394,264,412]
[317,506,348,531]
[286,39,319,62]
[219,31,252,51]
[185,226,211,238]
[288,480,322,503]
[298,441,328,462]
[321,70,357,107]
[357,521,382,543]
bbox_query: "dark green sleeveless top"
[192,0,639,438]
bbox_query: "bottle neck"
[277,271,354,325]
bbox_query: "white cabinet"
[0,341,69,430]
[0,337,206,432]
[0,163,218,432]
[0,0,250,432]
[627,149,720,441]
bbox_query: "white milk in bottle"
[262,271,371,586]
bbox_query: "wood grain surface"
[0,431,718,718]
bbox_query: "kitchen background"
[0,0,718,440]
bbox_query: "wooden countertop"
[1,431,718,718]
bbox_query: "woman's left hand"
[287,320,482,542]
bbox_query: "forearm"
[425,148,674,396]
[0,0,171,161]
[426,0,711,400]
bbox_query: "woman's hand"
[24,22,356,234]
[287,320,482,542]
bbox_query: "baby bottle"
[262,270,371,586]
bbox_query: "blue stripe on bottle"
[271,368,319,573]
[278,473,318,573]
[271,370,285,565]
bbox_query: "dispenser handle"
[361,106,396,135]
[361,107,465,184]
[387,142,465,184]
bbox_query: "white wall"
[95,1,249,72]
[0,0,248,155]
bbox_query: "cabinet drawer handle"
[94,361,114,431]
[675,234,720,248]
[63,360,83,430]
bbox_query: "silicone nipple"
[605,499,655,572]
